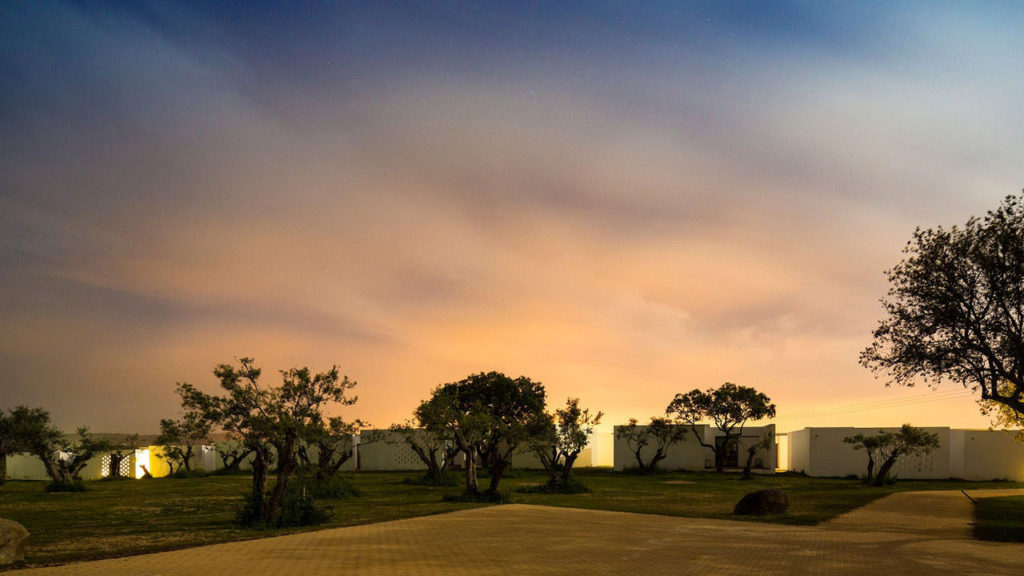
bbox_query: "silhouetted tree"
[105,434,141,479]
[157,383,215,475]
[180,358,359,526]
[741,429,774,479]
[21,420,109,486]
[298,416,362,484]
[666,382,776,472]
[616,417,686,473]
[390,402,460,483]
[862,193,1024,418]
[846,425,940,486]
[980,383,1024,443]
[529,398,603,489]
[421,371,547,496]
[0,406,52,479]
[843,432,885,482]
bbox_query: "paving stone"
[8,490,1024,576]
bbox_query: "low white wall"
[358,430,427,471]
[612,424,776,472]
[786,426,1024,481]
[959,430,1024,481]
[5,453,48,480]
[787,428,809,473]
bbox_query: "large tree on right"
[861,193,1024,417]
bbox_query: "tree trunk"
[408,442,438,479]
[559,452,579,487]
[251,447,269,506]
[647,449,667,472]
[182,445,194,473]
[38,453,63,484]
[464,449,479,494]
[266,435,297,525]
[109,454,121,478]
[633,447,645,471]
[487,457,508,493]
[742,449,755,478]
[872,455,900,487]
[865,455,876,483]
[426,450,440,479]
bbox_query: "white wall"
[786,427,1024,481]
[357,430,427,471]
[4,453,48,480]
[959,429,1024,481]
[612,424,776,472]
[787,428,809,473]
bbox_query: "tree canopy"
[615,416,686,473]
[529,397,602,489]
[666,382,775,472]
[0,406,108,487]
[861,193,1024,418]
[420,371,546,496]
[180,358,359,526]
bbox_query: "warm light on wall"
[134,448,150,479]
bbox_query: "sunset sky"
[2,1,1023,435]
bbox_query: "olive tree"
[390,398,461,483]
[297,415,363,484]
[157,384,214,476]
[420,371,546,496]
[842,432,884,482]
[1,406,108,487]
[529,397,603,490]
[615,417,686,473]
[105,434,141,479]
[862,193,1024,418]
[180,358,359,526]
[845,425,940,486]
[25,423,109,487]
[666,382,776,472]
[0,406,52,479]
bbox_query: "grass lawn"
[973,495,1024,542]
[2,469,1022,568]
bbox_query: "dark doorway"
[715,436,739,468]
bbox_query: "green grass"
[2,469,1022,568]
[973,495,1024,542]
[508,470,1024,525]
[0,473,486,567]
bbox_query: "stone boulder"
[733,488,789,516]
[0,518,29,565]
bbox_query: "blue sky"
[2,1,1022,433]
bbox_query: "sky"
[2,1,1023,436]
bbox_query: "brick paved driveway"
[9,489,1023,575]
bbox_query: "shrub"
[307,476,359,499]
[279,492,333,527]
[235,486,334,528]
